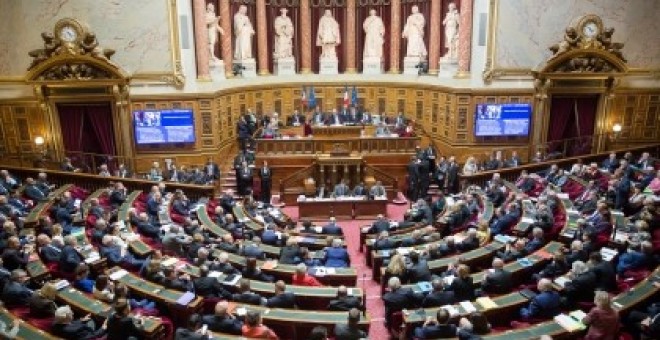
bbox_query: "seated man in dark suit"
[23,177,47,202]
[382,277,422,326]
[421,279,455,308]
[109,182,127,208]
[327,285,363,311]
[456,228,480,252]
[52,305,107,340]
[334,308,367,340]
[407,251,432,283]
[146,192,162,223]
[37,234,61,264]
[489,208,517,235]
[321,217,343,235]
[136,212,161,239]
[193,266,231,299]
[1,269,33,307]
[497,239,527,262]
[202,301,243,335]
[524,227,545,254]
[517,171,536,194]
[372,231,396,251]
[368,214,390,234]
[266,281,296,309]
[160,267,193,292]
[414,309,458,339]
[240,237,266,260]
[520,278,561,320]
[59,235,83,274]
[563,260,597,305]
[588,252,618,292]
[481,258,513,295]
[231,278,266,306]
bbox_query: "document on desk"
[554,276,570,288]
[459,301,477,313]
[475,297,498,310]
[109,269,128,281]
[176,291,196,306]
[441,305,459,317]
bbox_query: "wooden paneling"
[0,103,45,157]
[608,93,660,142]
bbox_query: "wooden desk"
[221,251,357,287]
[354,199,388,220]
[482,320,582,340]
[255,136,420,156]
[107,267,203,326]
[56,286,165,338]
[25,184,74,226]
[298,199,354,220]
[0,307,61,340]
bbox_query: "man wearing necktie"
[239,161,253,196]
[260,161,272,204]
[334,179,349,197]
[369,181,386,199]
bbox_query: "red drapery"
[310,3,346,73]
[57,103,116,156]
[355,3,390,72]
[548,96,598,156]
[266,2,301,73]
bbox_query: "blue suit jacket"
[322,224,342,235]
[59,245,82,273]
[324,247,349,267]
[490,213,517,235]
[521,291,561,319]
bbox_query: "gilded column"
[456,0,474,77]
[428,0,441,75]
[345,0,357,73]
[300,0,312,73]
[256,0,269,75]
[192,0,211,80]
[219,0,233,77]
[389,0,401,73]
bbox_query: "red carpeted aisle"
[282,203,409,339]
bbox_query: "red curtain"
[310,3,346,73]
[57,105,85,153]
[548,96,599,156]
[266,2,301,73]
[355,4,390,72]
[57,103,115,155]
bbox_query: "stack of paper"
[554,276,571,288]
[459,301,477,313]
[554,313,585,331]
[262,260,278,270]
[475,297,498,310]
[600,247,618,262]
[54,280,70,290]
[517,258,533,267]
[441,305,459,317]
[569,310,587,323]
[162,257,178,267]
[109,269,128,281]
[443,275,455,286]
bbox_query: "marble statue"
[233,5,255,60]
[363,9,385,59]
[316,10,341,59]
[205,2,224,63]
[442,2,460,61]
[273,8,294,59]
[402,5,427,58]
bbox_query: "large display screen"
[133,109,195,144]
[475,103,531,137]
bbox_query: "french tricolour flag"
[343,86,349,108]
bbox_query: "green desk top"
[0,308,60,339]
[221,251,357,279]
[27,258,48,278]
[26,184,73,223]
[227,303,370,326]
[56,286,161,332]
[118,191,141,222]
[482,321,573,340]
[80,188,106,219]
[404,292,527,323]
[612,267,660,312]
[108,267,198,306]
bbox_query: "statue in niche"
[442,2,460,61]
[205,2,224,64]
[363,9,385,59]
[233,5,255,60]
[316,9,341,59]
[273,8,294,59]
[402,5,427,59]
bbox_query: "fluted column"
[456,0,474,78]
[345,0,357,73]
[428,0,442,75]
[192,0,211,80]
[389,0,402,73]
[256,0,269,75]
[300,0,312,73]
[219,0,233,77]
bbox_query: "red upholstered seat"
[170,212,185,224]
[387,311,405,338]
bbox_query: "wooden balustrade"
[255,136,421,156]
[459,143,660,188]
[0,165,215,200]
